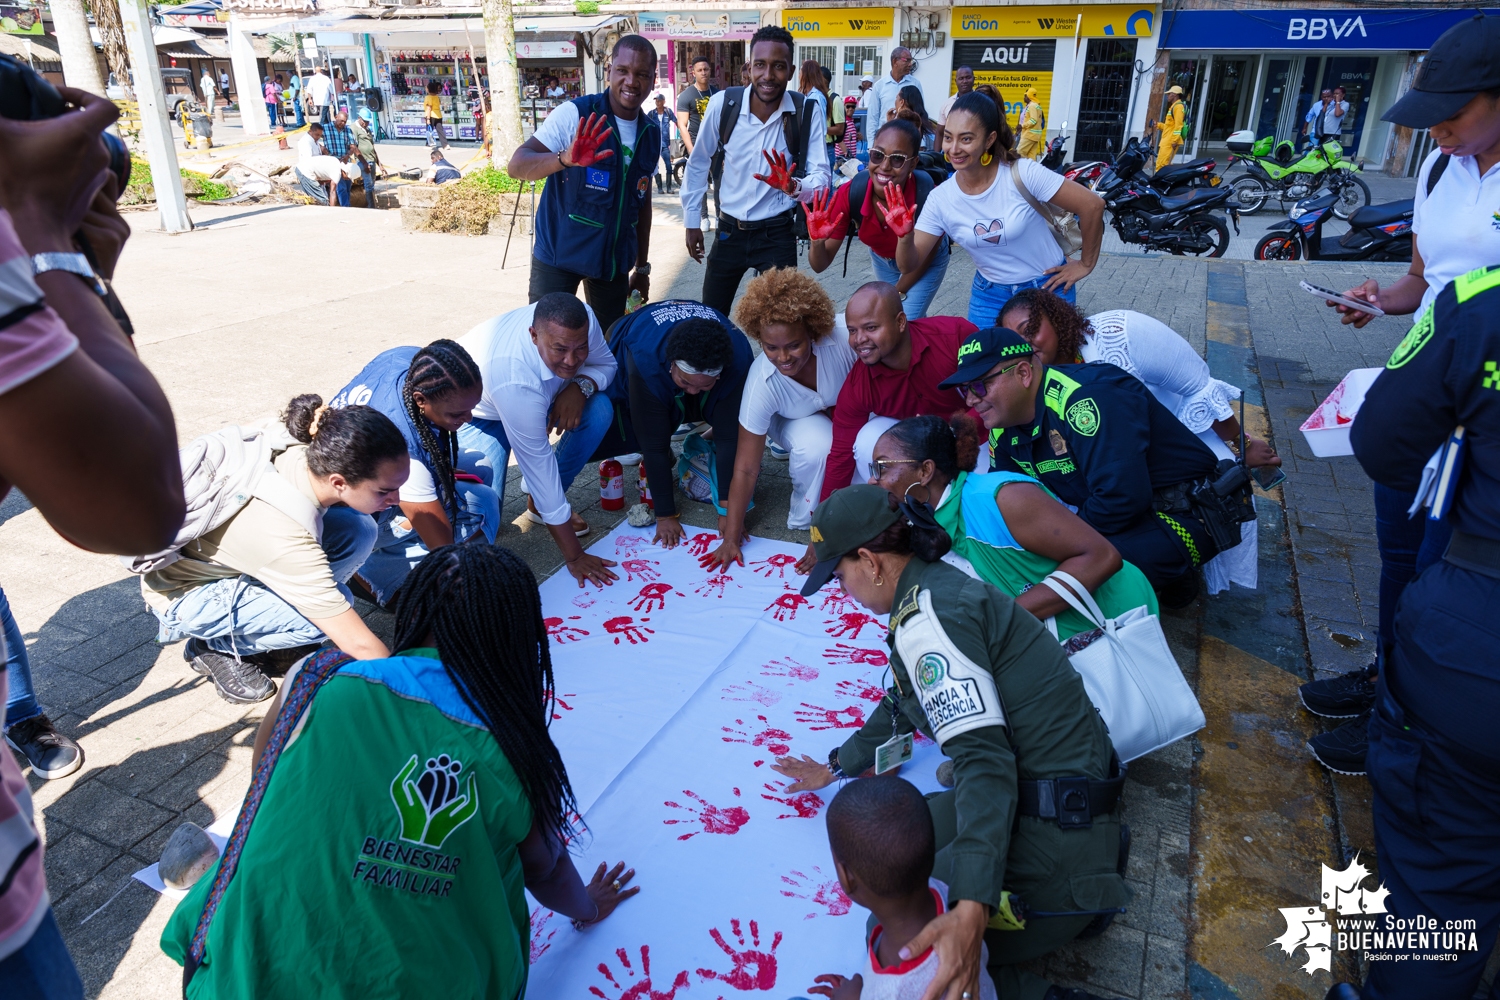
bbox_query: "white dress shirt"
[458,303,618,525]
[865,73,922,140]
[680,88,831,228]
[306,72,334,107]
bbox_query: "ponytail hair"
[949,90,1017,164]
[858,492,953,564]
[282,393,407,485]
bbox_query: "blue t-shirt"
[330,347,452,514]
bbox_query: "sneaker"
[614,453,643,465]
[5,715,83,779]
[1308,710,1371,776]
[184,638,276,705]
[671,421,705,444]
[766,441,790,460]
[1300,663,1377,718]
[244,643,324,678]
[523,506,591,536]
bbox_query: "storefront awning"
[514,13,628,33]
[0,31,61,69]
[331,17,487,34]
[161,38,232,59]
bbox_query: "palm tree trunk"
[51,0,106,94]
[481,0,523,168]
[89,0,132,99]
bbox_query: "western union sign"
[953,5,1155,38]
[783,8,897,38]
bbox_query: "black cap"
[799,485,901,597]
[937,326,1035,390]
[1382,14,1500,129]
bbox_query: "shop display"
[518,65,582,138]
[382,50,488,141]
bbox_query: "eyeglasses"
[870,458,920,478]
[868,149,911,170]
[953,359,1027,401]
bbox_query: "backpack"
[1426,152,1451,197]
[1176,103,1191,142]
[122,424,322,575]
[712,86,817,236]
[838,168,936,275]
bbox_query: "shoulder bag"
[1010,159,1084,261]
[1038,570,1203,762]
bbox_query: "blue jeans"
[1,585,40,728]
[967,272,1077,329]
[357,159,376,207]
[869,241,950,320]
[149,507,377,656]
[293,99,304,128]
[266,102,279,127]
[455,392,614,503]
[0,909,82,1000]
[357,481,500,606]
[335,176,351,208]
[1372,482,1452,662]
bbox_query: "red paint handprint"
[530,907,557,961]
[688,532,719,557]
[760,657,819,683]
[549,692,578,721]
[721,682,782,707]
[590,946,690,1000]
[749,553,798,579]
[766,590,810,622]
[835,676,886,704]
[779,867,852,919]
[605,616,655,645]
[875,181,915,236]
[573,592,598,609]
[566,112,617,168]
[795,702,867,731]
[696,919,783,991]
[819,587,858,616]
[823,643,888,667]
[615,534,648,556]
[722,715,793,762]
[663,788,750,840]
[753,148,799,196]
[630,582,683,613]
[761,780,825,820]
[545,616,590,644]
[804,187,845,242]
[825,612,887,640]
[694,573,741,599]
[622,558,661,583]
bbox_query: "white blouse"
[1081,310,1241,434]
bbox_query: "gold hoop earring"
[980,152,993,167]
[874,574,885,587]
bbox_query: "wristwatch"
[633,263,652,276]
[31,252,107,297]
[571,376,596,400]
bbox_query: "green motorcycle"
[1223,131,1371,220]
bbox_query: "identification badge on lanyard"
[875,732,914,774]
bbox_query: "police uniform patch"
[1049,428,1068,456]
[1066,398,1101,437]
[916,652,946,688]
[893,590,1005,746]
[1387,305,1434,369]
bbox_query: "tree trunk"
[51,0,106,95]
[481,0,523,169]
[90,0,133,99]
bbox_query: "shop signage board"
[952,4,1154,39]
[638,11,761,39]
[1161,8,1500,50]
[223,0,315,15]
[1,2,44,34]
[952,39,1055,128]
[784,8,897,38]
[516,40,577,59]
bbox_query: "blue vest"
[330,347,452,517]
[534,93,660,282]
[605,300,751,423]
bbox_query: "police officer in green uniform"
[943,327,1245,607]
[775,485,1127,1000]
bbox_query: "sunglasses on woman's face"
[868,149,911,170]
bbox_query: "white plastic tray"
[1299,367,1383,458]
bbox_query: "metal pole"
[118,0,192,232]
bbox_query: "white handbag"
[1038,571,1205,762]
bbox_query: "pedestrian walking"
[199,68,216,112]
[676,57,720,223]
[423,79,447,148]
[1154,85,1187,171]
[646,93,676,194]
[263,75,280,127]
[289,72,305,127]
[935,65,975,149]
[1016,86,1047,160]
[1302,88,1333,150]
[305,66,334,124]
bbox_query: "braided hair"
[401,340,481,520]
[392,543,580,841]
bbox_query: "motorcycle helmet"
[1274,140,1296,165]
[1250,135,1274,157]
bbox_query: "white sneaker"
[767,442,790,460]
[614,453,643,465]
[524,508,591,536]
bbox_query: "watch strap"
[31,252,106,297]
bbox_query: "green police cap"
[800,484,901,596]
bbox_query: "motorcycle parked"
[1064,142,1221,196]
[1224,129,1371,220]
[1041,131,1069,171]
[1252,192,1413,262]
[1098,138,1240,258]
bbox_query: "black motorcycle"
[1064,140,1221,196]
[1253,192,1413,262]
[1097,138,1240,258]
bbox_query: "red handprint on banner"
[721,682,782,707]
[615,534,648,556]
[760,657,819,683]
[622,558,662,583]
[663,788,750,840]
[545,616,590,644]
[694,573,741,599]
[761,780,825,820]
[530,907,557,962]
[630,583,684,613]
[590,946,691,1000]
[823,643,888,667]
[604,616,655,645]
[722,715,793,762]
[766,590,810,621]
[549,692,577,721]
[779,867,853,919]
[835,676,886,704]
[749,553,798,579]
[794,702,867,731]
[689,533,719,557]
[825,612,887,640]
[819,587,858,616]
[696,918,783,991]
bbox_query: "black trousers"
[529,257,632,335]
[1103,512,1218,590]
[700,217,798,317]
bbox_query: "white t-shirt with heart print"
[915,156,1065,285]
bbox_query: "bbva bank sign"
[1286,16,1366,41]
[1161,7,1500,51]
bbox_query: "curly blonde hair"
[733,267,837,342]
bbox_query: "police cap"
[800,485,901,596]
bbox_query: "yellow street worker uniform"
[1155,99,1186,171]
[1017,87,1046,160]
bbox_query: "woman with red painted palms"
[805,118,951,319]
[891,92,1105,328]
